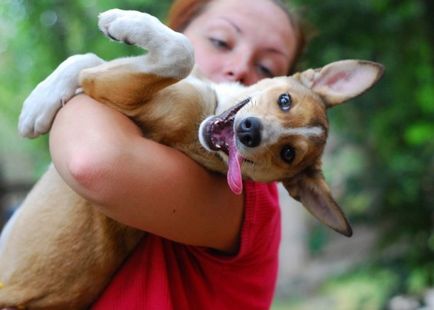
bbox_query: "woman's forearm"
[49,95,243,252]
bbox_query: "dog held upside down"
[0,9,383,309]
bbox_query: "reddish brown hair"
[166,0,307,74]
[167,0,212,32]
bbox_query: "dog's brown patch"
[81,70,178,113]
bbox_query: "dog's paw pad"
[105,31,121,43]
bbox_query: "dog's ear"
[283,167,353,237]
[297,60,384,107]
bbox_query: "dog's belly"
[129,79,228,174]
[0,165,143,309]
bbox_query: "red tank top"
[92,181,281,310]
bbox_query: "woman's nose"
[224,65,252,84]
[223,54,254,84]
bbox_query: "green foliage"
[274,268,399,309]
[319,268,399,310]
[407,267,433,295]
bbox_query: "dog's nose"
[237,117,262,148]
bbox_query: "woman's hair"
[166,0,307,74]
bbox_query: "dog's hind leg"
[98,9,194,80]
[18,53,105,138]
[79,9,195,112]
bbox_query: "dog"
[0,9,384,309]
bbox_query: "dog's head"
[199,60,384,236]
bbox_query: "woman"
[49,0,306,308]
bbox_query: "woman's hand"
[49,95,244,253]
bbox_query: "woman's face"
[183,0,297,86]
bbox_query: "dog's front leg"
[18,53,104,138]
[79,9,195,113]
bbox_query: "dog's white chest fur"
[212,82,247,114]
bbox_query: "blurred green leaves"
[320,269,399,310]
[405,123,433,146]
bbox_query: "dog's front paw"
[18,54,104,138]
[18,79,72,138]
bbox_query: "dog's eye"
[278,93,292,111]
[280,146,296,164]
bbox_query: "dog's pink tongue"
[227,138,243,195]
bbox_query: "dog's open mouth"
[202,98,250,195]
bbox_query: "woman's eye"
[280,146,296,164]
[257,64,274,78]
[277,93,292,111]
[209,38,230,50]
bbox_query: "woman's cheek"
[195,54,220,80]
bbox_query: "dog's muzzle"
[201,97,251,154]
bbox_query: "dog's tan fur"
[0,10,383,309]
[0,167,143,309]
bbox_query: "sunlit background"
[0,0,433,309]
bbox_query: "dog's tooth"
[215,119,224,129]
